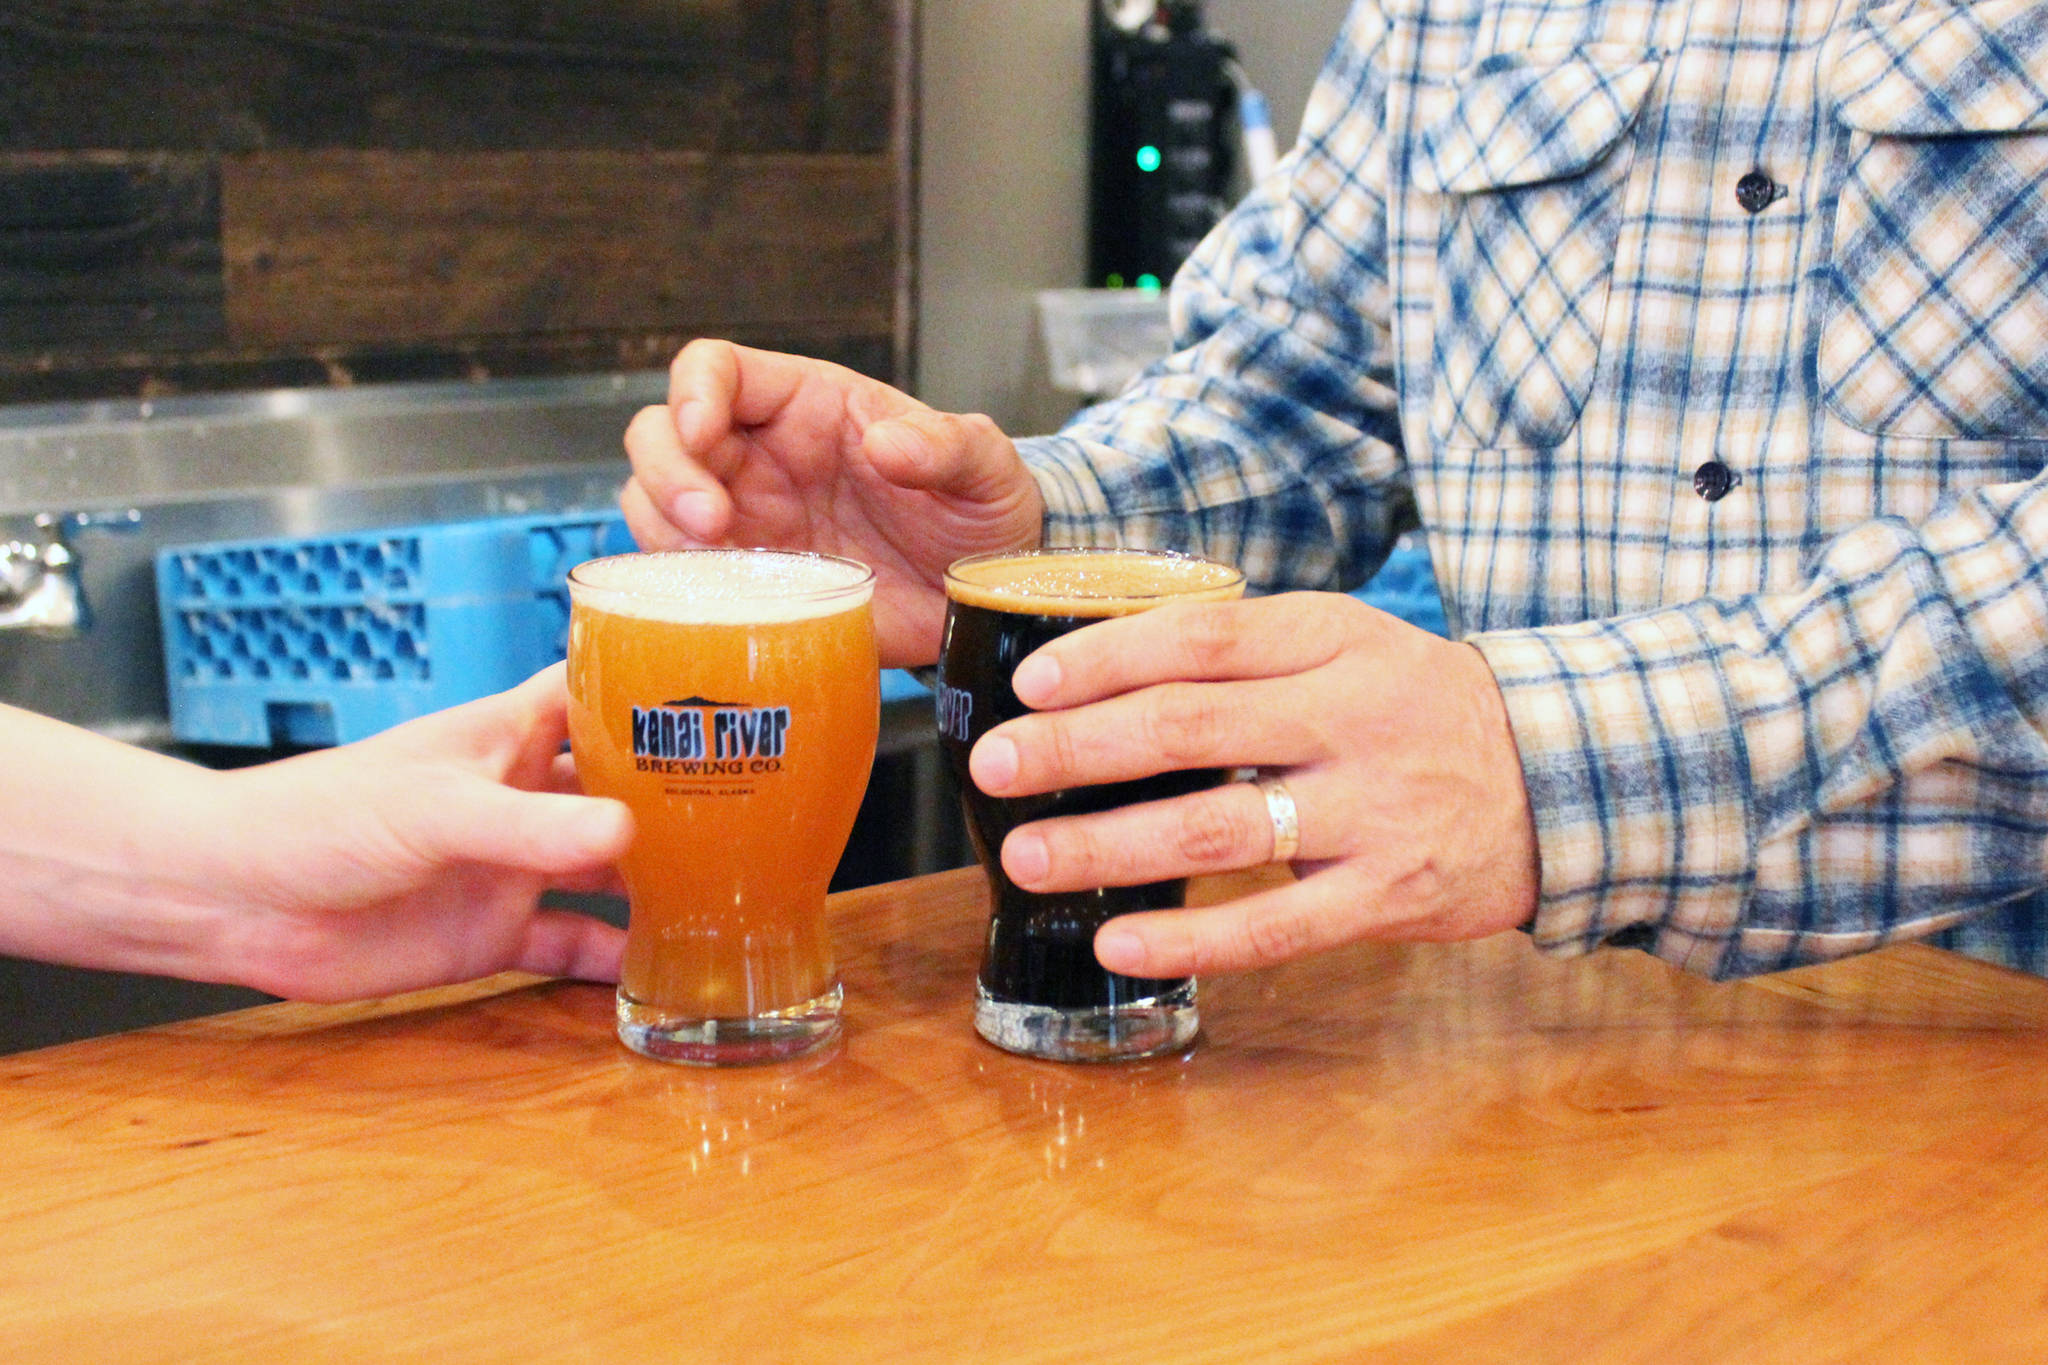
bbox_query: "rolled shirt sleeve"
[1474,476,2048,978]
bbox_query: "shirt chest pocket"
[1416,46,1660,450]
[1821,0,2048,440]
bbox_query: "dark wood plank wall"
[0,0,912,403]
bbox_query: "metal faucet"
[0,513,90,636]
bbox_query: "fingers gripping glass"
[935,547,1246,1062]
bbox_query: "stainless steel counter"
[0,373,664,737]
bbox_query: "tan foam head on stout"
[568,550,874,624]
[945,549,1245,618]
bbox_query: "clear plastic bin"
[1037,288,1174,397]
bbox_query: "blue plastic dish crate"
[158,512,637,747]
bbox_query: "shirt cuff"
[1467,609,1756,976]
[1016,435,1122,546]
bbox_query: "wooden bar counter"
[4,866,2047,1362]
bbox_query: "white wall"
[915,0,1353,434]
[1208,0,1353,147]
[915,3,1091,437]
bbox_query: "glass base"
[973,979,1198,1062]
[616,983,843,1066]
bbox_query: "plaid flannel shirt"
[1018,0,2048,977]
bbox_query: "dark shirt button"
[1735,169,1778,213]
[1693,460,1737,502]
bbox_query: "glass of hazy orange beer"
[566,549,879,1064]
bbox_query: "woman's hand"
[965,593,1541,976]
[202,664,634,1001]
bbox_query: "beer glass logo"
[631,697,792,775]
[936,682,974,743]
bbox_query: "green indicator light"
[1105,273,1126,289]
[1135,145,1162,173]
[1136,274,1162,294]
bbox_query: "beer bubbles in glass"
[566,550,879,1065]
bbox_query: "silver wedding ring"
[1255,775,1300,864]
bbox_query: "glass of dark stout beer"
[937,547,1246,1061]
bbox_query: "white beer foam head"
[569,550,874,623]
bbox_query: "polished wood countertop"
[4,866,2047,1362]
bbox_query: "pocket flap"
[1833,0,2048,134]
[1416,45,1660,194]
